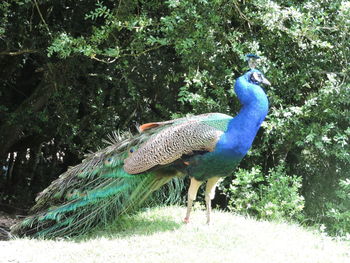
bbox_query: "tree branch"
[89,45,165,63]
[0,49,38,56]
[33,0,51,37]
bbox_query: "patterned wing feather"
[124,120,224,174]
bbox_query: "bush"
[223,164,304,221]
[324,179,350,238]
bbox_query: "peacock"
[11,56,270,238]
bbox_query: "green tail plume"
[11,132,184,239]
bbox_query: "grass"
[1,206,349,263]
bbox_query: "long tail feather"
[12,170,183,238]
[11,132,184,239]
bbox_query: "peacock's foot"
[183,217,190,224]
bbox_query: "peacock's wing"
[124,113,232,174]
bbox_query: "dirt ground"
[0,211,20,240]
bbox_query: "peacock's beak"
[262,77,271,86]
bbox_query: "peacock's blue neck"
[216,71,269,158]
[232,75,269,132]
[228,94,268,136]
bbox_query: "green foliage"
[223,164,304,221]
[261,76,350,234]
[324,179,350,237]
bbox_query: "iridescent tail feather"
[11,131,184,239]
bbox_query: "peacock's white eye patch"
[250,72,265,84]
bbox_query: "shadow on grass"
[77,210,183,241]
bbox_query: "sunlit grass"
[1,206,349,263]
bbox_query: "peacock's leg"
[205,176,220,224]
[184,177,203,223]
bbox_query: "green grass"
[1,206,349,263]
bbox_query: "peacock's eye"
[129,148,134,153]
[250,72,263,84]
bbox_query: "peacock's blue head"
[234,68,270,107]
[245,69,271,86]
